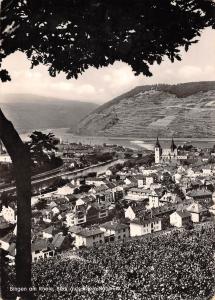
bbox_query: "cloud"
[51,81,74,91]
[178,65,215,81]
[77,84,96,95]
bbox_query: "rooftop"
[100,221,128,231]
[76,228,104,237]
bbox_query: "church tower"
[155,137,162,164]
[170,137,177,156]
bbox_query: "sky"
[1,27,215,104]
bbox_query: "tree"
[28,131,59,166]
[0,0,215,297]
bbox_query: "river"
[20,128,215,150]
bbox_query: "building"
[42,226,55,239]
[100,221,130,242]
[0,233,14,251]
[170,211,191,228]
[188,189,212,205]
[124,203,146,221]
[75,228,105,248]
[126,187,149,201]
[51,233,72,252]
[130,217,162,237]
[85,177,105,187]
[31,239,55,262]
[155,138,187,164]
[147,189,163,209]
[186,202,207,223]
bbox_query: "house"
[49,201,57,209]
[141,168,158,176]
[124,203,146,221]
[170,211,191,228]
[31,239,55,262]
[0,218,14,238]
[65,211,76,227]
[124,176,138,186]
[0,233,14,251]
[85,177,105,187]
[160,192,180,205]
[124,206,136,221]
[51,206,60,216]
[42,208,53,223]
[188,189,212,205]
[51,233,72,252]
[42,225,55,239]
[145,176,154,188]
[75,228,105,248]
[134,175,145,188]
[186,202,207,223]
[68,225,83,238]
[100,221,130,242]
[130,217,162,237]
[126,188,149,201]
[111,186,124,202]
[6,242,16,265]
[96,191,113,206]
[147,189,163,209]
[65,198,109,227]
[209,204,215,216]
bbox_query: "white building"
[145,176,154,188]
[75,228,105,248]
[170,211,191,228]
[130,217,162,237]
[124,206,136,220]
[147,190,162,209]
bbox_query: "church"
[154,137,187,164]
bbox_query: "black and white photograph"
[0,1,215,299]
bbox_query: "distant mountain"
[73,81,215,138]
[0,94,98,132]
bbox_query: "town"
[0,135,215,263]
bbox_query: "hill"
[73,81,215,138]
[0,94,98,132]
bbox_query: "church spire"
[155,136,161,148]
[171,137,177,152]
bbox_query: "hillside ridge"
[73,81,215,138]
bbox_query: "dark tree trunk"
[0,109,32,298]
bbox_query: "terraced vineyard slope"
[73,81,215,138]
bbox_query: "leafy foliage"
[27,131,59,166]
[1,0,215,81]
